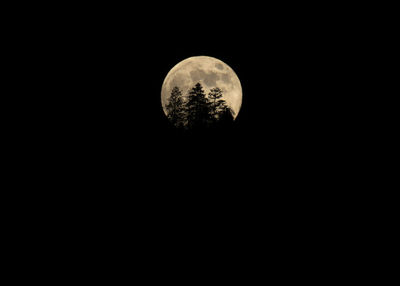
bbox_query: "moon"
[161,56,242,119]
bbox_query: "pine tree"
[166,83,235,130]
[166,86,186,128]
[208,87,223,122]
[186,83,210,129]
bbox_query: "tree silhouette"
[208,87,223,122]
[186,83,210,129]
[165,83,235,130]
[166,86,186,128]
[216,105,235,128]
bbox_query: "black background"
[50,4,353,187]
[29,3,365,273]
[39,3,361,216]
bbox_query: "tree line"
[166,82,234,130]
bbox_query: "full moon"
[161,56,242,119]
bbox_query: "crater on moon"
[215,63,224,70]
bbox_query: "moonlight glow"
[161,56,242,119]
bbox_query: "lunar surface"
[161,56,242,119]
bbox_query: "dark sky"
[29,4,364,268]
[49,2,354,209]
[56,4,348,157]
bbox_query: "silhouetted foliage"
[166,83,234,130]
[186,83,210,129]
[208,87,223,124]
[166,86,185,129]
[216,105,235,128]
